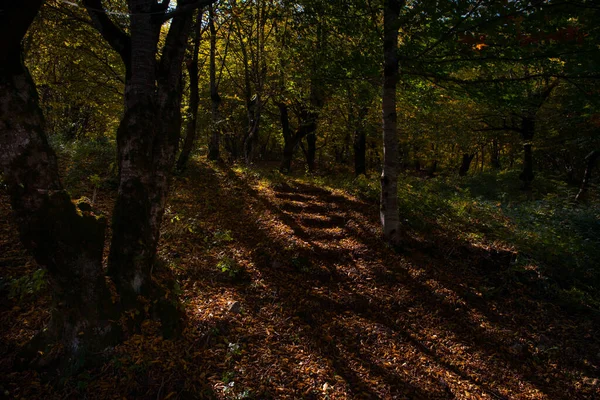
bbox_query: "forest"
[1,0,599,398]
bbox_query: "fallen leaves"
[1,160,599,399]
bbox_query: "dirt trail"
[1,160,598,399]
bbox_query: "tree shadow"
[163,160,599,399]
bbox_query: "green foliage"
[213,230,234,245]
[9,268,47,301]
[395,171,600,311]
[256,165,599,311]
[222,370,236,384]
[48,135,117,194]
[216,255,242,278]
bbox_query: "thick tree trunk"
[381,0,402,242]
[519,116,535,190]
[458,153,475,176]
[177,9,203,171]
[0,38,118,364]
[107,2,193,321]
[575,150,599,202]
[207,5,221,161]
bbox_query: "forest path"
[1,159,598,399]
[157,160,598,399]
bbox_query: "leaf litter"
[1,159,599,399]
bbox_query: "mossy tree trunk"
[0,2,119,365]
[93,0,194,316]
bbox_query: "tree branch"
[82,0,131,70]
[162,0,217,22]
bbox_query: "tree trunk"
[519,116,535,190]
[244,96,261,164]
[490,138,501,169]
[278,102,295,173]
[177,9,203,171]
[306,132,316,173]
[427,160,438,177]
[381,0,402,242]
[354,106,368,177]
[575,150,599,202]
[106,2,194,325]
[0,18,118,364]
[207,5,221,161]
[459,153,475,176]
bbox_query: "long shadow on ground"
[163,161,599,399]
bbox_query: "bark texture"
[86,0,203,325]
[1,6,118,364]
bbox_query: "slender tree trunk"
[1,19,118,363]
[480,144,485,172]
[490,138,501,169]
[177,9,203,171]
[207,5,221,161]
[575,150,599,202]
[306,133,316,172]
[381,0,402,242]
[459,153,475,176]
[519,115,535,190]
[428,160,438,177]
[354,106,368,177]
[278,102,295,173]
[278,103,318,173]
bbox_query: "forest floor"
[1,158,599,399]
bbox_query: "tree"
[207,3,223,161]
[1,0,216,366]
[1,0,118,364]
[84,0,214,315]
[177,8,205,171]
[380,0,402,242]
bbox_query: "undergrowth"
[48,134,117,196]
